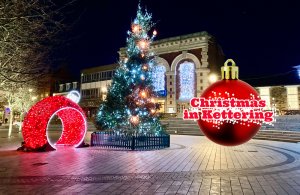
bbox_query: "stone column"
[201,46,209,68]
[285,86,300,110]
[166,71,176,113]
[258,87,271,110]
[196,67,210,94]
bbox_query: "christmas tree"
[96,5,164,135]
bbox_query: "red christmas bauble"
[198,79,261,146]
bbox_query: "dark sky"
[61,0,300,80]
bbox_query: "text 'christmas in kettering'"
[183,97,274,123]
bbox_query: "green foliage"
[96,5,164,135]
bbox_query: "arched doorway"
[176,60,196,114]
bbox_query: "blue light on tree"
[95,4,164,135]
[178,61,195,101]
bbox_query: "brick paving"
[1,129,300,194]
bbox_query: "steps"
[254,130,300,143]
[161,118,203,136]
[161,117,300,143]
[50,118,300,143]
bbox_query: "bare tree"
[0,0,71,137]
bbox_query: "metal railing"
[91,132,170,150]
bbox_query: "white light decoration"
[208,74,218,83]
[101,87,107,92]
[178,61,195,101]
[46,107,87,149]
[67,90,81,103]
[152,65,166,91]
[293,65,300,79]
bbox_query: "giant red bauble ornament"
[197,59,261,146]
[22,96,87,150]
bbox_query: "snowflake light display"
[152,65,166,92]
[179,61,195,101]
[22,96,87,150]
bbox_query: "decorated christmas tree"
[96,5,164,135]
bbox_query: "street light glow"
[293,65,300,79]
[101,87,107,92]
[208,74,218,83]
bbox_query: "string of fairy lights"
[96,5,164,135]
[22,96,87,150]
[178,61,196,101]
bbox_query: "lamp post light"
[208,73,218,83]
[293,65,300,79]
[31,96,37,101]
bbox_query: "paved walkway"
[1,130,300,194]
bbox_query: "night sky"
[60,0,300,81]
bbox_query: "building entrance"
[176,103,189,117]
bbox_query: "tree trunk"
[18,121,22,133]
[18,111,24,133]
[8,108,13,137]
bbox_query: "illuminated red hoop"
[22,96,87,150]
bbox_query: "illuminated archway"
[152,65,166,92]
[178,61,196,101]
[22,96,87,150]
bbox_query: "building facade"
[80,64,117,117]
[53,81,80,97]
[80,32,225,116]
[256,85,300,114]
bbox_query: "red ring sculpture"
[22,96,87,150]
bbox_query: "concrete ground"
[1,128,300,195]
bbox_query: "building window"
[86,75,90,82]
[170,75,172,79]
[287,87,299,110]
[200,73,203,76]
[178,61,195,101]
[108,71,112,78]
[259,87,271,109]
[170,94,172,98]
[72,82,77,89]
[200,79,203,83]
[200,86,203,90]
[170,81,172,85]
[170,88,172,91]
[59,84,64,92]
[66,83,71,91]
[152,65,166,92]
[170,101,172,104]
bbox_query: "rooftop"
[81,63,118,75]
[151,31,212,46]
